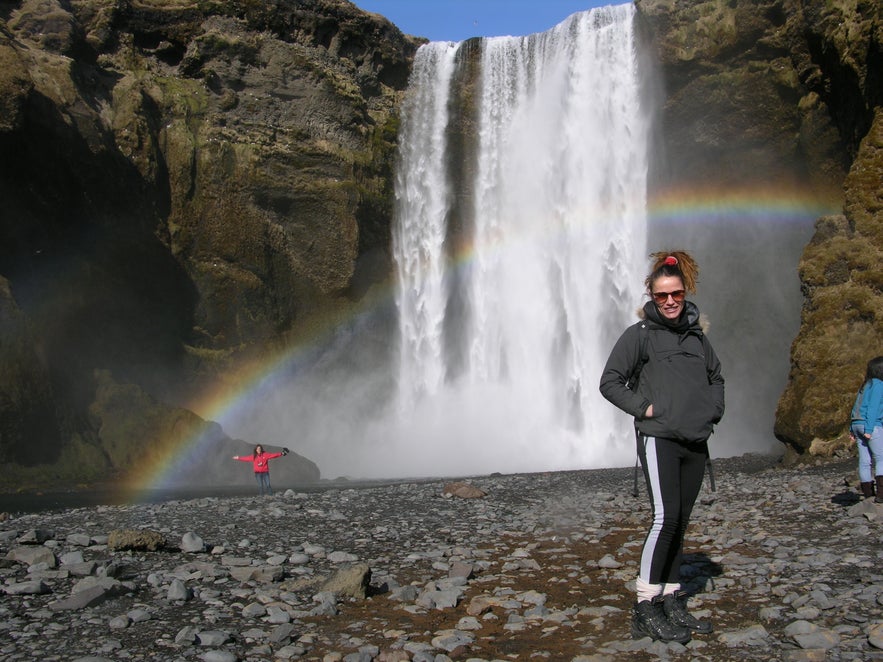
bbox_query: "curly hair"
[644,250,700,294]
[866,356,883,383]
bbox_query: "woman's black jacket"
[599,301,725,443]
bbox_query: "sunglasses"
[651,289,686,304]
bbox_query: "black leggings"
[637,434,708,585]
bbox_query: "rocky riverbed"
[2,454,882,661]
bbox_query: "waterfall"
[393,42,461,404]
[391,4,650,474]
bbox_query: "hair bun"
[646,250,699,293]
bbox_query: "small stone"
[107,530,165,552]
[167,579,191,601]
[868,623,883,649]
[266,605,291,624]
[3,580,50,595]
[6,545,57,568]
[441,482,487,499]
[597,554,622,569]
[196,630,232,646]
[48,585,111,611]
[175,626,200,645]
[108,615,130,629]
[327,550,359,563]
[268,623,296,644]
[128,608,151,623]
[199,651,239,662]
[181,532,206,553]
[242,602,267,618]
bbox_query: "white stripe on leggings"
[640,435,664,582]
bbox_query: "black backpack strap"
[627,323,650,390]
[632,430,642,497]
[630,326,649,497]
[705,454,716,492]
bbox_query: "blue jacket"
[862,378,883,431]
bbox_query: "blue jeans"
[855,424,883,482]
[255,472,272,495]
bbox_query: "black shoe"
[631,597,692,643]
[663,591,713,634]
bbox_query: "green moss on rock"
[775,110,883,453]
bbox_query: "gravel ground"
[2,453,883,661]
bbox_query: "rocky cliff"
[771,0,882,458]
[0,0,418,487]
[0,0,879,488]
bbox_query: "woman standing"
[851,356,883,501]
[599,250,724,643]
[233,444,289,496]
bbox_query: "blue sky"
[352,0,619,42]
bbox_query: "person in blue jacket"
[850,356,883,501]
[600,250,724,644]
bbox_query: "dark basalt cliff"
[0,0,879,487]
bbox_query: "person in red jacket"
[233,444,289,495]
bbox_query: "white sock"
[662,582,681,596]
[636,577,662,603]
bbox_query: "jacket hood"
[637,300,710,333]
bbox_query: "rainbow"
[648,183,840,225]
[123,183,841,500]
[122,287,396,499]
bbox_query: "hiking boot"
[876,476,883,503]
[860,481,875,499]
[631,597,692,643]
[663,591,713,634]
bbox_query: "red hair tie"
[664,256,678,266]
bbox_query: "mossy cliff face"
[0,0,417,486]
[635,0,881,459]
[775,110,883,458]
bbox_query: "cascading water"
[393,42,461,404]
[391,4,651,474]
